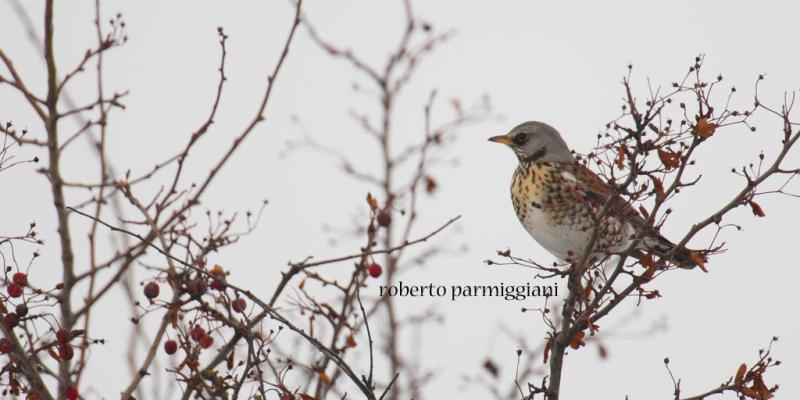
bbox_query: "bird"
[489,121,702,269]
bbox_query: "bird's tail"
[644,234,707,270]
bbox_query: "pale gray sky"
[1,0,798,399]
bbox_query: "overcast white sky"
[2,0,799,399]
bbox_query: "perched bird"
[489,121,701,269]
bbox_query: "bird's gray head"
[489,121,574,163]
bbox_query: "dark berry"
[164,339,178,355]
[58,344,74,360]
[143,282,160,299]
[14,304,28,317]
[3,313,18,328]
[12,272,27,286]
[232,298,246,313]
[376,211,392,227]
[7,283,23,298]
[190,325,206,341]
[0,338,11,354]
[199,335,214,349]
[209,278,226,291]
[56,329,70,344]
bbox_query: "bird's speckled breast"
[510,161,625,261]
[510,162,592,229]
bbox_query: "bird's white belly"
[518,205,593,262]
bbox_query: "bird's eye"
[513,132,529,145]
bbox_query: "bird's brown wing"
[566,163,646,228]
[566,162,701,269]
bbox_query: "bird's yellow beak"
[488,135,512,146]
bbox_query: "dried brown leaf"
[569,331,586,350]
[690,251,709,273]
[735,363,747,386]
[651,176,665,199]
[640,254,658,282]
[210,264,225,276]
[740,386,759,399]
[644,290,661,299]
[543,337,552,364]
[582,280,593,302]
[616,146,626,169]
[658,149,681,170]
[753,375,773,399]
[47,347,59,361]
[749,201,766,217]
[694,117,718,138]
[366,193,378,210]
[587,318,600,334]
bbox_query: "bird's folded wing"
[566,163,648,229]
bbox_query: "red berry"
[15,304,28,317]
[3,313,18,328]
[164,339,178,355]
[12,272,27,286]
[143,282,160,299]
[7,283,23,298]
[366,263,382,278]
[376,211,392,227]
[65,386,79,400]
[56,329,70,344]
[199,334,214,349]
[58,344,74,360]
[209,278,227,291]
[190,325,206,341]
[0,338,11,354]
[232,298,246,313]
